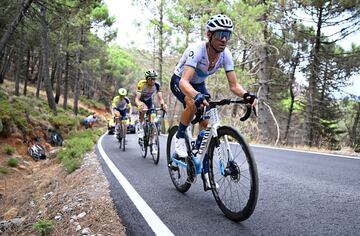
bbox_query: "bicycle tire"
[122,122,126,152]
[150,123,160,165]
[166,126,191,193]
[208,126,258,222]
[116,125,122,148]
[122,129,126,152]
[140,124,148,158]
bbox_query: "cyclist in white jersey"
[170,14,257,158]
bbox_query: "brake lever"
[240,105,252,121]
[252,106,257,117]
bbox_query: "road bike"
[166,98,259,222]
[138,107,166,165]
[114,108,128,152]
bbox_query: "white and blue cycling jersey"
[173,41,234,84]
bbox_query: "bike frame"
[142,108,165,143]
[170,106,232,176]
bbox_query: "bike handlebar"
[191,98,257,124]
[142,108,167,118]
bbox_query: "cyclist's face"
[209,30,230,52]
[146,77,156,85]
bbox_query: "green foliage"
[56,129,102,173]
[79,97,106,110]
[62,157,82,173]
[49,113,78,130]
[106,44,136,78]
[32,219,54,236]
[7,157,19,167]
[0,167,10,174]
[281,98,302,113]
[320,119,346,150]
[3,144,16,155]
[0,95,49,136]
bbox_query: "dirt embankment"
[0,147,126,235]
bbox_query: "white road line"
[163,133,359,160]
[97,134,174,236]
[251,144,360,160]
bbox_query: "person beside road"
[81,112,98,129]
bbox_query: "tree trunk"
[304,6,323,147]
[36,59,42,98]
[284,51,300,143]
[40,5,57,115]
[232,47,248,117]
[50,61,56,89]
[63,51,69,109]
[23,48,30,95]
[73,26,84,115]
[350,102,360,147]
[54,61,62,104]
[257,6,272,143]
[0,48,13,83]
[14,48,21,96]
[0,0,34,53]
[158,0,166,132]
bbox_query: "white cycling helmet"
[145,69,158,79]
[118,88,127,96]
[206,14,233,32]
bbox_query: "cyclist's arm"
[111,97,118,116]
[179,65,201,99]
[127,102,132,115]
[135,93,142,108]
[225,71,247,97]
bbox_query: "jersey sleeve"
[223,48,234,72]
[155,82,161,92]
[112,96,119,107]
[136,80,145,94]
[184,45,202,69]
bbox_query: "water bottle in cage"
[195,130,206,150]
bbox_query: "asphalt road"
[96,132,360,236]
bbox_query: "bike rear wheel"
[166,126,191,193]
[122,123,126,152]
[140,124,148,158]
[116,124,122,147]
[208,126,258,222]
[150,123,160,165]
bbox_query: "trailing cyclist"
[170,14,257,186]
[111,88,132,138]
[135,69,167,155]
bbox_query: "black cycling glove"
[194,93,206,108]
[243,92,257,105]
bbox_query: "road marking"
[163,133,359,160]
[251,144,360,160]
[97,134,174,236]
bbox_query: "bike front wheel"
[150,124,160,165]
[166,126,191,193]
[208,126,259,222]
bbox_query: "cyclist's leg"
[120,109,128,136]
[114,109,121,136]
[138,100,148,139]
[170,74,208,157]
